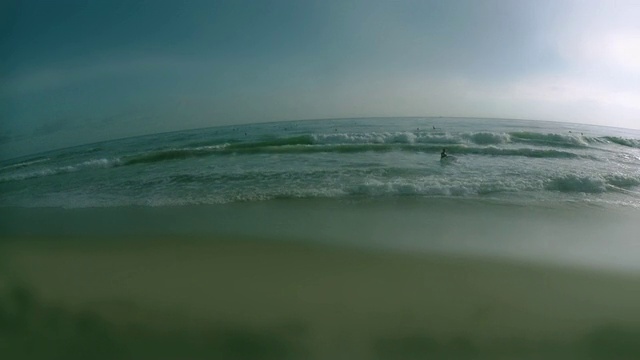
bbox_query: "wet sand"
[2,236,640,359]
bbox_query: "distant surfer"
[441,148,447,159]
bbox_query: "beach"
[2,199,640,359]
[3,236,640,359]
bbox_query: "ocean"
[2,117,640,209]
[2,117,640,359]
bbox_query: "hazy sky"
[2,0,640,158]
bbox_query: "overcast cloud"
[2,0,639,158]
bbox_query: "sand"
[2,236,640,359]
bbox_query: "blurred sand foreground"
[1,237,640,359]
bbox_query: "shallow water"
[2,196,639,273]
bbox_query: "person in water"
[441,148,447,159]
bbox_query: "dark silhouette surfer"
[441,148,447,159]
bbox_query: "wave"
[314,130,640,151]
[459,131,640,150]
[0,157,51,172]
[0,131,600,182]
[437,145,580,158]
[0,158,120,183]
[8,130,635,172]
[509,131,590,148]
[295,131,638,150]
[314,131,508,146]
[167,131,523,150]
[122,136,316,166]
[131,174,640,204]
[348,174,638,198]
[116,134,583,166]
[505,132,640,149]
[603,136,640,148]
[605,174,640,188]
[3,130,635,183]
[313,132,420,145]
[545,175,607,193]
[131,144,581,165]
[544,174,640,194]
[461,132,511,145]
[121,147,221,166]
[7,170,639,208]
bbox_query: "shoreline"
[2,197,639,273]
[2,196,639,358]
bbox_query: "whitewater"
[2,117,640,209]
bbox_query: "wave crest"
[544,174,640,193]
[545,175,607,193]
[510,132,589,148]
[0,158,119,183]
[603,136,640,148]
[462,132,510,145]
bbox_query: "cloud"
[30,117,76,137]
[544,0,640,77]
[494,76,640,110]
[1,56,200,96]
[554,27,640,81]
[0,130,12,144]
[454,74,640,127]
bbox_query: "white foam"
[312,131,419,145]
[0,158,120,182]
[545,175,607,193]
[462,132,511,145]
[0,158,51,171]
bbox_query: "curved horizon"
[3,115,640,162]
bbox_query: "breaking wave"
[603,136,640,148]
[117,142,582,166]
[545,174,640,194]
[0,158,120,183]
[509,132,590,148]
[2,119,639,210]
[0,157,51,171]
[545,175,608,193]
[119,130,590,165]
[6,130,639,172]
[461,132,511,145]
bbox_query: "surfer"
[441,148,447,159]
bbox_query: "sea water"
[2,117,640,209]
[2,117,640,272]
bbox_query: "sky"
[2,0,640,159]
